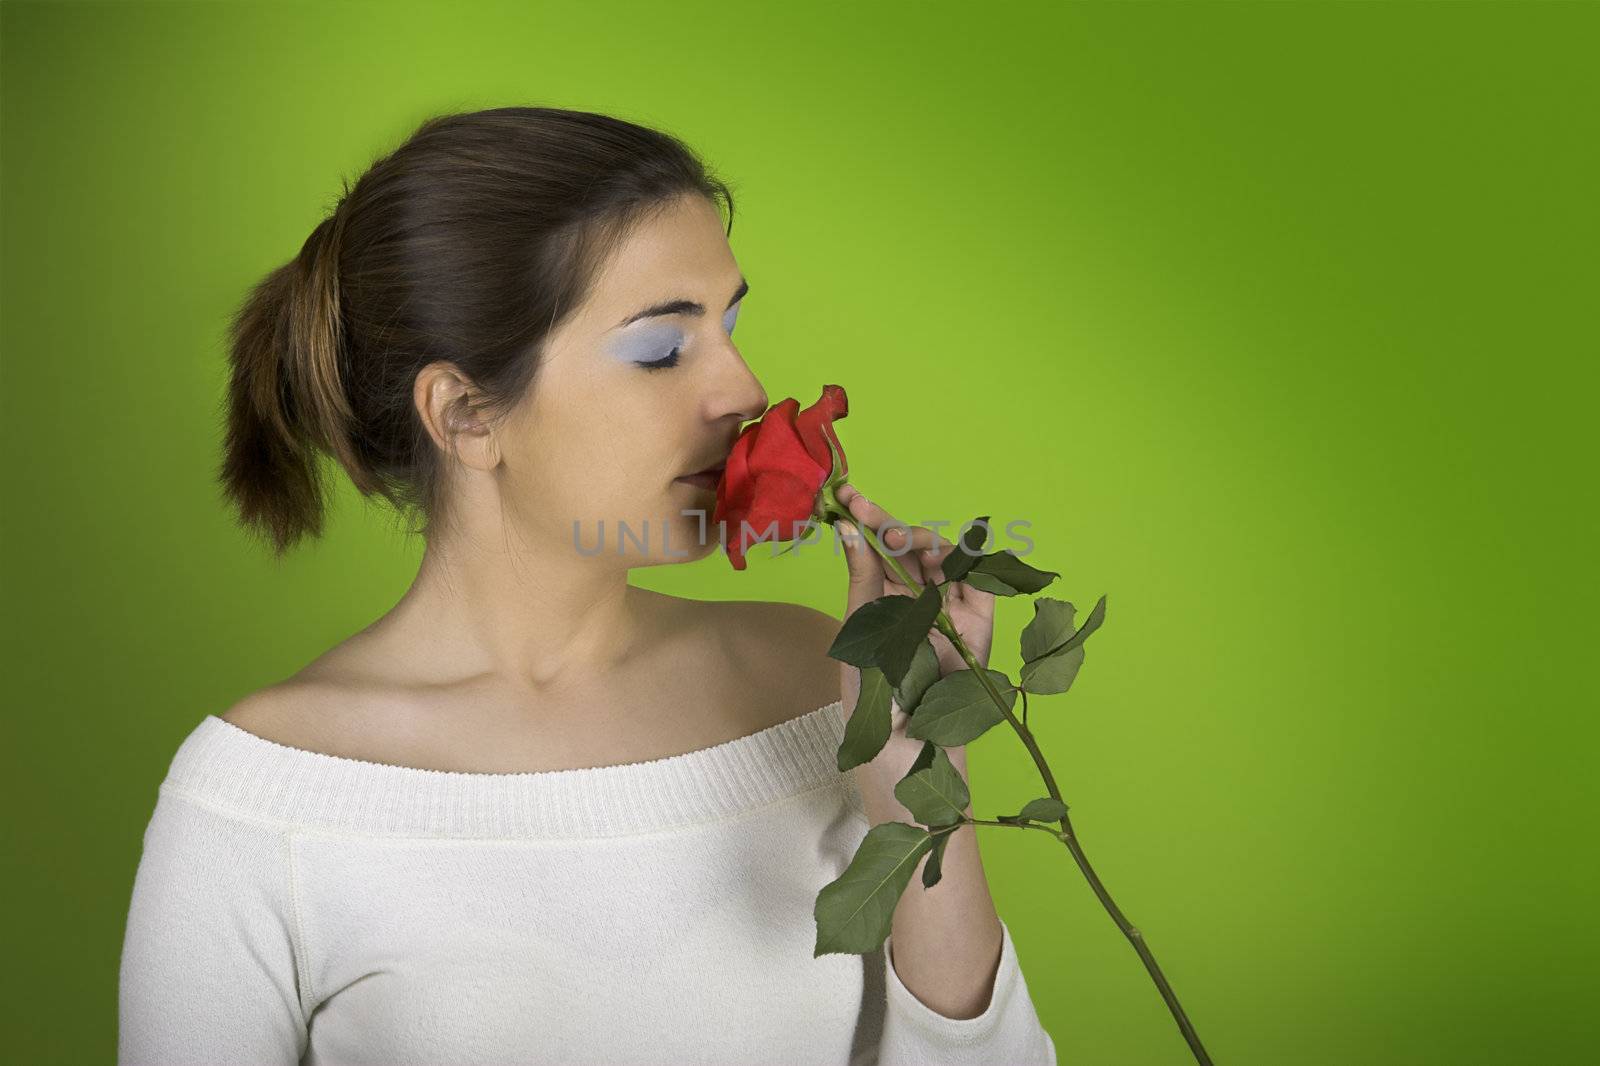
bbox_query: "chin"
[617,505,719,566]
[669,512,720,558]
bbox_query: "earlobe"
[462,418,501,470]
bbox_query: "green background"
[3,2,1595,1062]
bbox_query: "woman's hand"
[834,482,997,746]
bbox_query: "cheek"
[557,424,672,504]
[515,374,682,509]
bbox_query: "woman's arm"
[822,479,1059,1064]
[853,729,1057,1065]
[802,605,1058,1065]
[118,787,309,1065]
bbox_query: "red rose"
[712,384,850,570]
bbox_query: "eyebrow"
[615,276,749,329]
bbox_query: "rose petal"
[724,467,828,569]
[793,384,849,476]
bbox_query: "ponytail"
[218,189,374,556]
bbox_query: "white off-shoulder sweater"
[117,699,1057,1066]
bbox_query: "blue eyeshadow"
[604,323,684,364]
[602,299,741,366]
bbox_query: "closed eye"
[636,347,682,372]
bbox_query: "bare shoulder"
[703,597,841,661]
[700,599,844,721]
[215,615,439,756]
[748,600,843,655]
[217,677,349,753]
[217,596,848,763]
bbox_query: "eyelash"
[633,303,738,372]
[636,346,682,372]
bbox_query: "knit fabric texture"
[117,700,1057,1065]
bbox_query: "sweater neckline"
[159,699,856,839]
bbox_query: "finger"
[881,553,921,595]
[844,490,899,535]
[898,533,959,578]
[862,509,955,567]
[843,495,928,585]
[836,519,885,612]
[881,524,945,555]
[844,497,946,574]
[887,528,960,599]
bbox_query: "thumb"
[836,519,883,613]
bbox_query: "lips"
[675,464,726,490]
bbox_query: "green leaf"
[876,583,943,688]
[892,746,970,827]
[1019,797,1069,823]
[922,831,953,889]
[1021,651,1085,695]
[941,516,991,583]
[814,822,934,956]
[906,739,939,777]
[1020,595,1106,694]
[1063,593,1108,653]
[1038,593,1107,660]
[837,666,894,772]
[826,595,917,667]
[1019,599,1086,695]
[962,550,1060,596]
[1020,598,1076,662]
[892,641,941,716]
[906,669,1017,746]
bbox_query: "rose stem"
[820,498,1214,1066]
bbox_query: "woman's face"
[493,193,769,567]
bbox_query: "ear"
[414,361,500,471]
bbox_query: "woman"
[116,106,1055,1066]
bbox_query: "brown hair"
[218,106,736,556]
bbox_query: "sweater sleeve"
[117,786,310,1066]
[877,916,1057,1065]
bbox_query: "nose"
[734,373,769,422]
[712,338,769,423]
